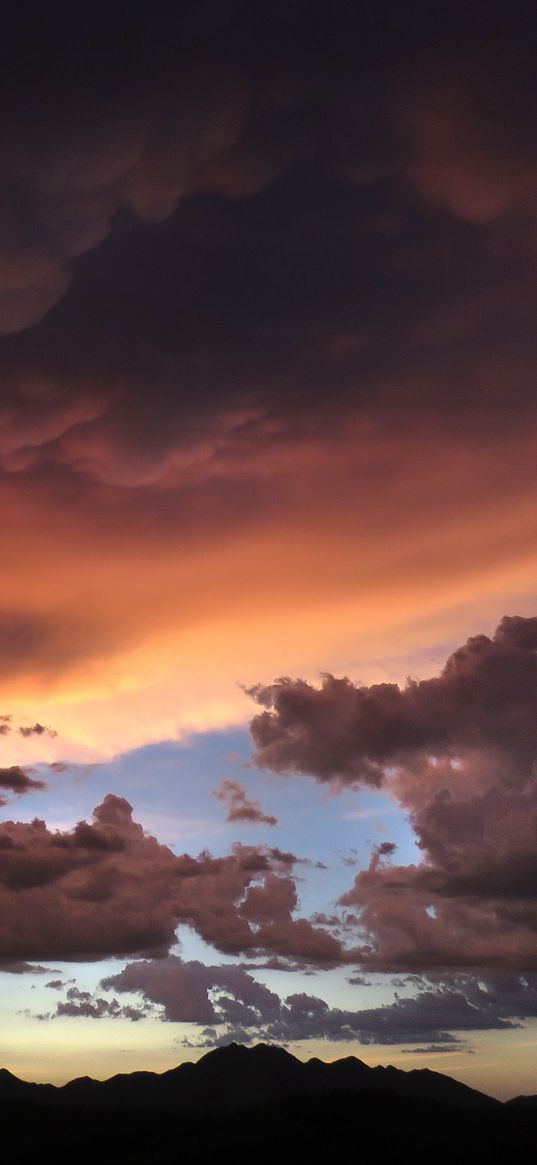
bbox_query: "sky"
[1,1,537,1101]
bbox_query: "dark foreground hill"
[0,1041,500,1112]
[1,1044,536,1165]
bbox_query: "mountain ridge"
[0,1042,503,1112]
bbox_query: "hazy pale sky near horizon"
[1,1,537,1101]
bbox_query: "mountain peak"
[0,1045,500,1114]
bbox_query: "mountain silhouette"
[0,1042,500,1112]
[2,1045,537,1164]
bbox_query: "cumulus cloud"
[0,765,46,804]
[0,794,347,965]
[213,779,278,826]
[249,616,537,784]
[251,617,537,969]
[102,956,282,1028]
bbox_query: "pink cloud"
[251,616,537,970]
[0,765,46,805]
[0,795,346,966]
[213,779,278,826]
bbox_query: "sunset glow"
[1,2,537,1106]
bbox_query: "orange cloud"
[1,414,537,760]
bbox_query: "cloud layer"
[0,4,536,758]
[40,956,537,1053]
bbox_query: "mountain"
[0,1042,499,1112]
[2,1047,537,1165]
[506,1094,537,1108]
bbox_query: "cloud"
[403,42,537,223]
[249,616,537,785]
[0,794,347,965]
[52,986,147,1022]
[251,617,537,969]
[0,765,47,804]
[400,1045,467,1055]
[213,779,278,826]
[18,723,57,738]
[0,50,255,338]
[0,608,107,683]
[92,958,537,1050]
[102,956,282,1027]
[0,7,536,757]
[0,961,49,974]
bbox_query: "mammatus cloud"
[213,779,278,826]
[251,617,537,969]
[0,7,535,740]
[0,765,46,805]
[0,55,255,338]
[0,794,346,966]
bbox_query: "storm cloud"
[0,4,535,727]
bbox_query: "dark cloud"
[0,713,57,742]
[0,5,535,488]
[52,985,147,1022]
[96,957,537,1050]
[251,617,537,969]
[0,609,109,681]
[339,761,537,969]
[18,723,57,738]
[0,961,49,974]
[249,617,537,784]
[0,29,254,339]
[0,6,534,702]
[0,794,347,965]
[376,842,397,857]
[213,778,278,826]
[400,1044,467,1055]
[102,956,282,1028]
[0,765,47,805]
